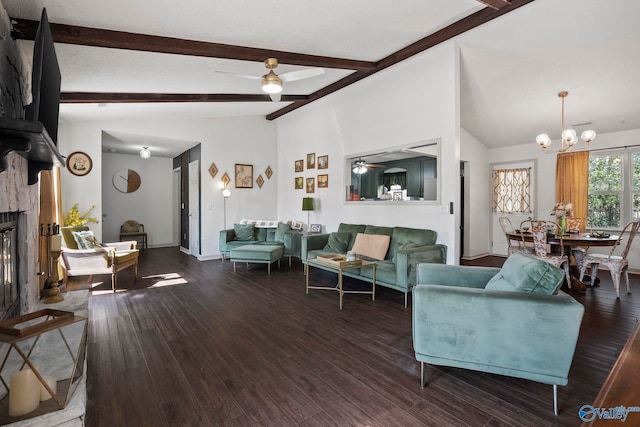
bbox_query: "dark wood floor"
[80,249,640,426]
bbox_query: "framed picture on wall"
[306,153,316,169]
[295,177,304,189]
[306,177,315,193]
[318,174,328,188]
[66,151,93,177]
[318,155,328,169]
[295,160,304,172]
[235,164,253,188]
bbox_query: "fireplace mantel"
[0,117,65,185]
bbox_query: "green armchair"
[412,253,584,415]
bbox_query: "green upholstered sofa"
[412,252,584,415]
[301,223,447,306]
[219,221,300,265]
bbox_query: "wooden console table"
[581,321,640,425]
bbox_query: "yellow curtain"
[556,152,589,232]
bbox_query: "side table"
[306,256,376,310]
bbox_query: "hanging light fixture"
[261,58,282,94]
[139,146,151,159]
[536,91,596,152]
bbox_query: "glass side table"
[0,309,88,423]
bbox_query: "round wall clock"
[112,169,142,193]
[66,151,93,176]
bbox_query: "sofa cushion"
[72,230,101,249]
[485,252,564,295]
[359,260,397,285]
[234,223,255,241]
[275,223,291,243]
[363,225,394,238]
[351,233,391,261]
[388,227,437,261]
[391,241,421,264]
[323,232,351,253]
[337,223,367,250]
[61,226,90,249]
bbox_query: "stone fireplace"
[0,152,41,317]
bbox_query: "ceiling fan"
[216,58,325,102]
[352,159,384,174]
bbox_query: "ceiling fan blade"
[366,163,385,168]
[269,93,281,102]
[279,68,325,83]
[214,70,261,80]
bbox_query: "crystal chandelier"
[536,91,596,152]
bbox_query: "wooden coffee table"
[305,254,376,310]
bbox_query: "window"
[588,150,640,229]
[492,168,531,213]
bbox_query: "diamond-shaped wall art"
[256,175,265,188]
[265,166,273,180]
[208,163,218,179]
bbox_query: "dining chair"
[564,217,586,273]
[520,220,572,286]
[579,221,640,298]
[499,217,533,256]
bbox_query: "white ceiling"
[3,0,639,156]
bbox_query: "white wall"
[58,115,277,258]
[275,42,461,264]
[102,152,173,246]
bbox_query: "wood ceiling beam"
[10,18,375,71]
[476,0,512,11]
[267,0,536,120]
[60,93,309,103]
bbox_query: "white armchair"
[60,227,139,292]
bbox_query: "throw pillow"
[234,223,255,241]
[275,223,291,243]
[391,241,421,264]
[323,232,351,253]
[485,252,565,295]
[71,230,101,249]
[350,233,391,261]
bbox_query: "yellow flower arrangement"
[63,203,99,226]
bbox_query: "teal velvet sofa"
[302,223,447,306]
[412,252,584,415]
[219,222,299,265]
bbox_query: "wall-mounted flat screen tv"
[24,8,61,145]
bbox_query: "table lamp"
[302,197,314,230]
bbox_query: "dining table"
[505,231,620,288]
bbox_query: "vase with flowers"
[551,202,574,234]
[63,203,99,226]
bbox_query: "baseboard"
[461,252,492,261]
[198,254,221,261]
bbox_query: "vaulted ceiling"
[3,0,639,156]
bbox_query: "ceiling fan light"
[140,146,151,159]
[262,71,282,94]
[581,129,596,143]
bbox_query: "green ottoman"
[230,244,284,274]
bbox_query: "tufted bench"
[230,244,284,274]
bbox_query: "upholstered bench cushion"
[231,244,284,262]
